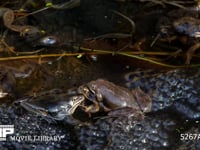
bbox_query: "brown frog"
[173,16,200,64]
[0,8,41,37]
[78,79,152,117]
[155,6,200,64]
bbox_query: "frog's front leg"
[80,103,100,113]
[79,101,100,118]
[99,102,112,112]
[91,88,112,112]
[96,89,103,101]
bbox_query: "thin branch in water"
[111,10,135,34]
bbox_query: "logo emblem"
[0,125,14,141]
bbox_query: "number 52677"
[180,133,200,140]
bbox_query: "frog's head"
[78,85,90,97]
[17,94,85,121]
[86,81,98,94]
[64,95,85,115]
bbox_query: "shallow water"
[0,0,200,149]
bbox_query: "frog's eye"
[78,86,89,94]
[71,96,79,102]
[61,104,71,112]
[66,105,72,110]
